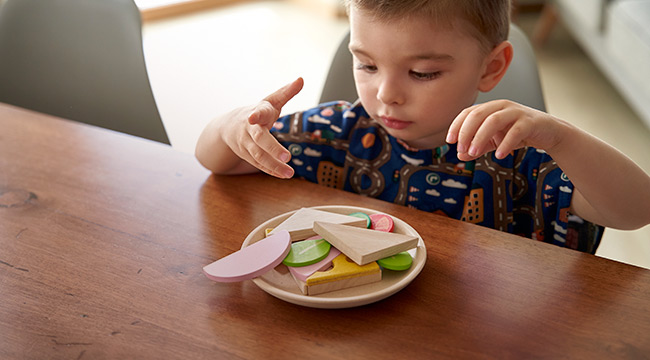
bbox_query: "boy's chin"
[370,118,447,150]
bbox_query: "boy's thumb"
[248,102,279,127]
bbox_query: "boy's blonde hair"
[345,0,511,53]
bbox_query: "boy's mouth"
[380,116,413,130]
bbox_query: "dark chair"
[0,0,170,144]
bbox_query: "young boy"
[195,0,650,253]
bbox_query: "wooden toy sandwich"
[203,208,419,296]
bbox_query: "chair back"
[0,0,170,144]
[320,24,546,112]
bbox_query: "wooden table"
[1,102,649,359]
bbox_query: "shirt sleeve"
[513,147,603,253]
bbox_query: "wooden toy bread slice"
[348,211,372,228]
[313,221,418,265]
[292,253,382,295]
[268,208,367,241]
[203,230,291,282]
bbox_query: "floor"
[141,1,650,269]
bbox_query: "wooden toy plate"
[242,205,427,309]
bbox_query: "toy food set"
[203,206,426,308]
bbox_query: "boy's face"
[349,8,490,149]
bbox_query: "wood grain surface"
[1,103,649,359]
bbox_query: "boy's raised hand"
[222,77,304,178]
[446,100,564,161]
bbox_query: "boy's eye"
[410,70,441,81]
[355,64,377,73]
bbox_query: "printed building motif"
[461,187,484,224]
[317,161,345,189]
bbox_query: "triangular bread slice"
[313,221,418,265]
[269,208,367,241]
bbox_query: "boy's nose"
[376,76,405,105]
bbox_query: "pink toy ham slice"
[288,247,342,282]
[203,230,291,282]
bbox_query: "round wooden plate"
[242,205,427,309]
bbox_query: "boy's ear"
[478,41,514,93]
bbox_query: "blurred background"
[136,0,649,268]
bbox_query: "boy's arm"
[546,120,650,230]
[195,78,303,178]
[447,100,650,230]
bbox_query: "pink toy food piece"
[203,230,291,282]
[288,247,342,282]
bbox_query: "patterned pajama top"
[271,101,602,253]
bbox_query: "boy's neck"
[396,138,449,152]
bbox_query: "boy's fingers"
[448,104,479,144]
[494,121,530,159]
[455,107,486,154]
[466,108,512,157]
[249,155,294,179]
[236,78,304,178]
[251,155,294,179]
[249,125,291,162]
[245,126,293,178]
[446,111,464,144]
[457,102,506,154]
[248,78,304,128]
[249,78,304,127]
[263,77,304,111]
[240,142,293,179]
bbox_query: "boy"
[195,0,650,252]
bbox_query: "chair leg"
[532,2,559,47]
